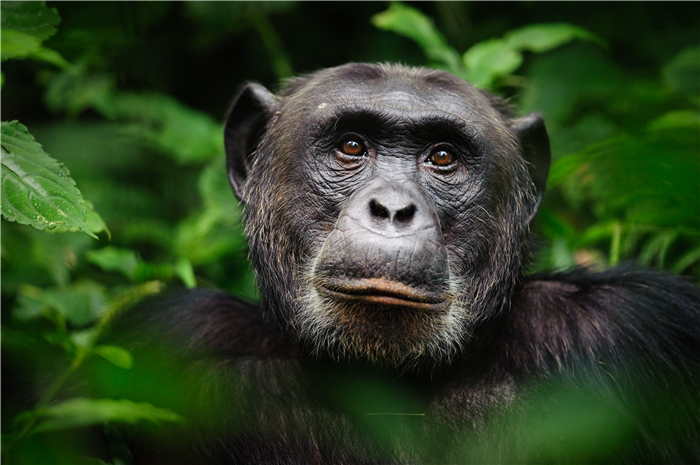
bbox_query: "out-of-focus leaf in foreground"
[1,121,97,238]
[29,398,182,434]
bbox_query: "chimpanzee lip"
[316,277,449,311]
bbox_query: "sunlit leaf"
[1,121,96,238]
[86,246,140,280]
[70,328,98,349]
[647,110,700,132]
[1,1,69,65]
[94,345,134,369]
[51,200,110,238]
[30,398,182,434]
[1,29,42,60]
[371,2,463,76]
[463,39,522,88]
[174,257,197,289]
[463,23,601,89]
[505,23,604,54]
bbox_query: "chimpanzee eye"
[338,137,366,157]
[428,148,456,167]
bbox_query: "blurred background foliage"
[2,1,699,464]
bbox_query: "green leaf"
[662,46,700,94]
[174,204,246,265]
[174,257,197,289]
[44,71,115,116]
[0,30,70,66]
[371,2,463,76]
[505,23,604,54]
[51,200,110,238]
[0,29,42,60]
[85,201,110,239]
[95,92,223,164]
[30,398,182,434]
[28,46,71,69]
[1,121,96,238]
[463,23,602,89]
[463,39,523,88]
[1,1,61,42]
[647,110,700,132]
[70,328,98,349]
[672,246,700,274]
[14,280,107,327]
[86,246,140,280]
[94,345,134,369]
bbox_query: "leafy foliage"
[2,1,699,464]
[0,1,69,67]
[1,121,98,238]
[372,2,602,88]
[1,1,61,41]
[31,398,182,434]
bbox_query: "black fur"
[104,64,699,464]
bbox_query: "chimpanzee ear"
[224,83,278,202]
[510,113,551,221]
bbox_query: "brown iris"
[339,138,366,157]
[428,148,455,167]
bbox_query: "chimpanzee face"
[225,63,549,368]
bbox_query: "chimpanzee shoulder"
[113,289,298,359]
[503,265,700,377]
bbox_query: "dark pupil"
[343,140,362,155]
[432,150,452,165]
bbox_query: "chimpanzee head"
[225,63,550,368]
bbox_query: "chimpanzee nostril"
[369,198,390,220]
[347,178,437,235]
[394,204,416,224]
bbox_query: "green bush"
[2,2,698,463]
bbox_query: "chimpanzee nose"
[342,177,436,236]
[369,198,417,226]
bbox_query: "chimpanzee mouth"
[316,277,449,311]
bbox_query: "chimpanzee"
[106,63,699,464]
